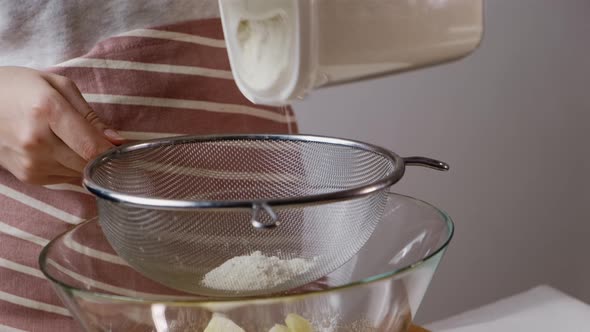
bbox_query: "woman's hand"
[0,66,124,185]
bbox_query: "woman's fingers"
[48,163,81,178]
[42,87,114,161]
[43,73,125,145]
[48,134,88,173]
[39,175,81,186]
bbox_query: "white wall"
[577,108,590,303]
[294,0,590,323]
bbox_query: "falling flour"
[202,251,317,292]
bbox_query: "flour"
[236,12,291,91]
[202,251,316,292]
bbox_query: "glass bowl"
[39,193,453,331]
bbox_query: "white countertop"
[425,285,590,332]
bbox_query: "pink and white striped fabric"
[0,18,296,331]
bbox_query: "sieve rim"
[82,134,406,210]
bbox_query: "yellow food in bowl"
[285,314,313,332]
[204,313,313,332]
[204,314,245,332]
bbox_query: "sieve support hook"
[251,203,279,229]
[404,157,450,171]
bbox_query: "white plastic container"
[219,0,483,106]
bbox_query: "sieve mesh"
[85,135,401,297]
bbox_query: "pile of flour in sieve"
[202,251,317,292]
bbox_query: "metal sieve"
[83,134,448,297]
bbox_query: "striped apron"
[0,18,296,331]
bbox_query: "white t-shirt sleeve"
[0,0,220,68]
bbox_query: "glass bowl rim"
[38,193,454,305]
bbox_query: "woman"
[0,1,296,330]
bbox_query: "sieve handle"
[251,203,280,229]
[404,157,450,171]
